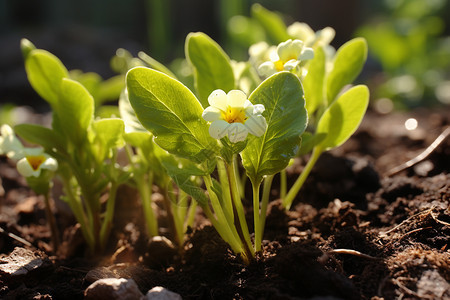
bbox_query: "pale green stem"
[203,175,244,252]
[202,204,247,263]
[227,155,254,258]
[184,199,197,231]
[252,180,261,253]
[172,188,186,246]
[43,192,60,252]
[282,147,323,210]
[99,181,119,251]
[256,174,274,253]
[61,176,95,251]
[280,169,287,199]
[217,159,234,222]
[136,173,158,237]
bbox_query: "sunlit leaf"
[241,72,307,185]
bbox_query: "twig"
[385,126,450,177]
[328,248,379,260]
[0,226,33,247]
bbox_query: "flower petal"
[258,61,276,77]
[245,115,267,137]
[202,106,223,122]
[41,157,58,172]
[283,59,300,71]
[208,89,228,111]
[227,90,247,108]
[299,47,314,61]
[209,120,230,140]
[252,104,265,115]
[17,157,40,177]
[278,39,304,61]
[227,123,248,143]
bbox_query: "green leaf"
[251,3,290,44]
[119,88,146,133]
[326,38,368,103]
[241,72,307,184]
[185,32,235,108]
[91,118,124,161]
[14,123,66,155]
[24,49,69,106]
[20,38,36,59]
[138,51,177,79]
[297,132,326,156]
[316,85,369,151]
[126,67,219,164]
[124,131,153,158]
[303,46,326,116]
[159,154,210,206]
[55,78,94,145]
[96,75,125,105]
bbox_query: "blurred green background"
[1,0,449,112]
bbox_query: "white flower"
[287,22,335,48]
[16,149,58,177]
[258,39,314,77]
[0,124,25,160]
[0,124,58,177]
[202,89,267,143]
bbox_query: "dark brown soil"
[1,107,449,299]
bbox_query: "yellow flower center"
[26,155,46,171]
[274,60,285,71]
[222,106,248,124]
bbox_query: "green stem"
[136,173,158,237]
[184,199,197,231]
[226,155,254,258]
[43,192,60,252]
[280,169,287,199]
[99,182,119,251]
[217,159,234,222]
[252,180,261,253]
[256,174,274,252]
[282,147,322,210]
[162,183,182,246]
[203,175,245,254]
[61,176,95,251]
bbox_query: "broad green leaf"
[241,72,307,185]
[185,32,235,107]
[96,75,125,105]
[159,154,210,206]
[303,46,326,116]
[251,4,290,44]
[119,88,146,133]
[138,51,177,79]
[24,49,69,106]
[326,38,368,103]
[126,67,219,164]
[14,124,66,156]
[54,78,94,145]
[316,85,369,151]
[91,118,124,162]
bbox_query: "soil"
[0,107,449,300]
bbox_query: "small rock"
[0,247,44,276]
[84,278,143,300]
[144,286,182,300]
[143,236,177,268]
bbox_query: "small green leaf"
[20,38,36,59]
[24,49,69,106]
[185,32,235,108]
[14,123,66,155]
[55,78,94,145]
[326,38,368,103]
[124,131,153,158]
[251,3,290,44]
[316,85,369,151]
[303,46,326,116]
[91,118,124,161]
[160,154,211,206]
[241,72,307,185]
[297,132,326,156]
[126,67,219,164]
